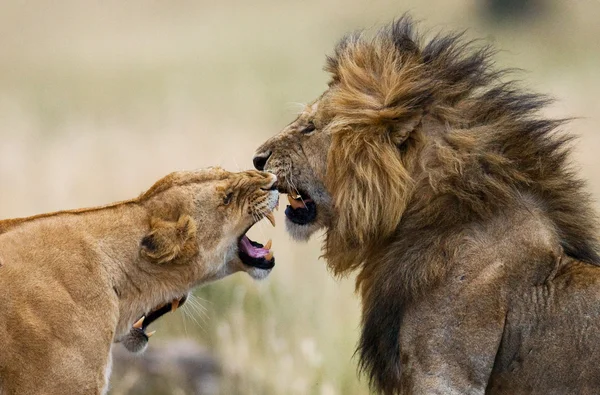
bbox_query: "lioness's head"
[120,167,278,352]
[140,167,278,280]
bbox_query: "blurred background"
[1,0,599,394]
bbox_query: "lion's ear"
[140,214,198,264]
[389,112,423,146]
[326,122,415,248]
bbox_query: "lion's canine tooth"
[265,251,273,261]
[171,298,180,312]
[146,330,156,338]
[287,194,306,210]
[265,212,276,227]
[133,316,145,329]
[264,239,272,250]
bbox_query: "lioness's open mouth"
[122,295,187,353]
[237,210,276,270]
[284,190,317,225]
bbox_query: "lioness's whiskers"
[182,305,206,334]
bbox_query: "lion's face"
[254,36,426,274]
[254,101,334,241]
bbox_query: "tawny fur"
[0,168,277,395]
[255,16,600,394]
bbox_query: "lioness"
[0,167,278,395]
[254,16,600,394]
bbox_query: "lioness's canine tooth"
[146,330,156,338]
[265,212,276,227]
[133,316,145,329]
[265,251,273,261]
[264,239,272,250]
[171,299,180,312]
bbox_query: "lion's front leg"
[396,281,507,394]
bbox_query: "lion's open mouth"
[284,191,317,225]
[237,211,276,270]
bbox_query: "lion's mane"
[320,16,600,393]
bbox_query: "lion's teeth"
[264,239,272,250]
[146,330,156,338]
[265,251,274,261]
[171,299,180,312]
[265,212,276,227]
[287,194,306,209]
[133,316,145,329]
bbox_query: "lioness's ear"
[140,214,198,264]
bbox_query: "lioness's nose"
[253,151,271,171]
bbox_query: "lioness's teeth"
[265,212,276,227]
[264,239,272,250]
[171,299,180,312]
[133,316,145,329]
[265,251,273,261]
[146,330,156,338]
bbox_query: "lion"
[254,16,600,394]
[0,167,278,395]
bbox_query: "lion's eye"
[301,121,316,135]
[223,192,234,205]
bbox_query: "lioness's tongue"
[287,194,307,210]
[239,236,269,258]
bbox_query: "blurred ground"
[0,1,598,394]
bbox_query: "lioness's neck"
[0,196,203,339]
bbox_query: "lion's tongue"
[239,235,269,258]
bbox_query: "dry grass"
[0,1,598,394]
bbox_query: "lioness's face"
[191,169,279,281]
[253,100,333,241]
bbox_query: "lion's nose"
[253,151,272,171]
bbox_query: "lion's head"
[253,17,450,277]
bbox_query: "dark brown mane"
[324,15,599,269]
[322,16,600,393]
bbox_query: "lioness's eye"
[223,192,234,205]
[301,121,316,135]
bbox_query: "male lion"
[254,17,600,394]
[0,168,277,395]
